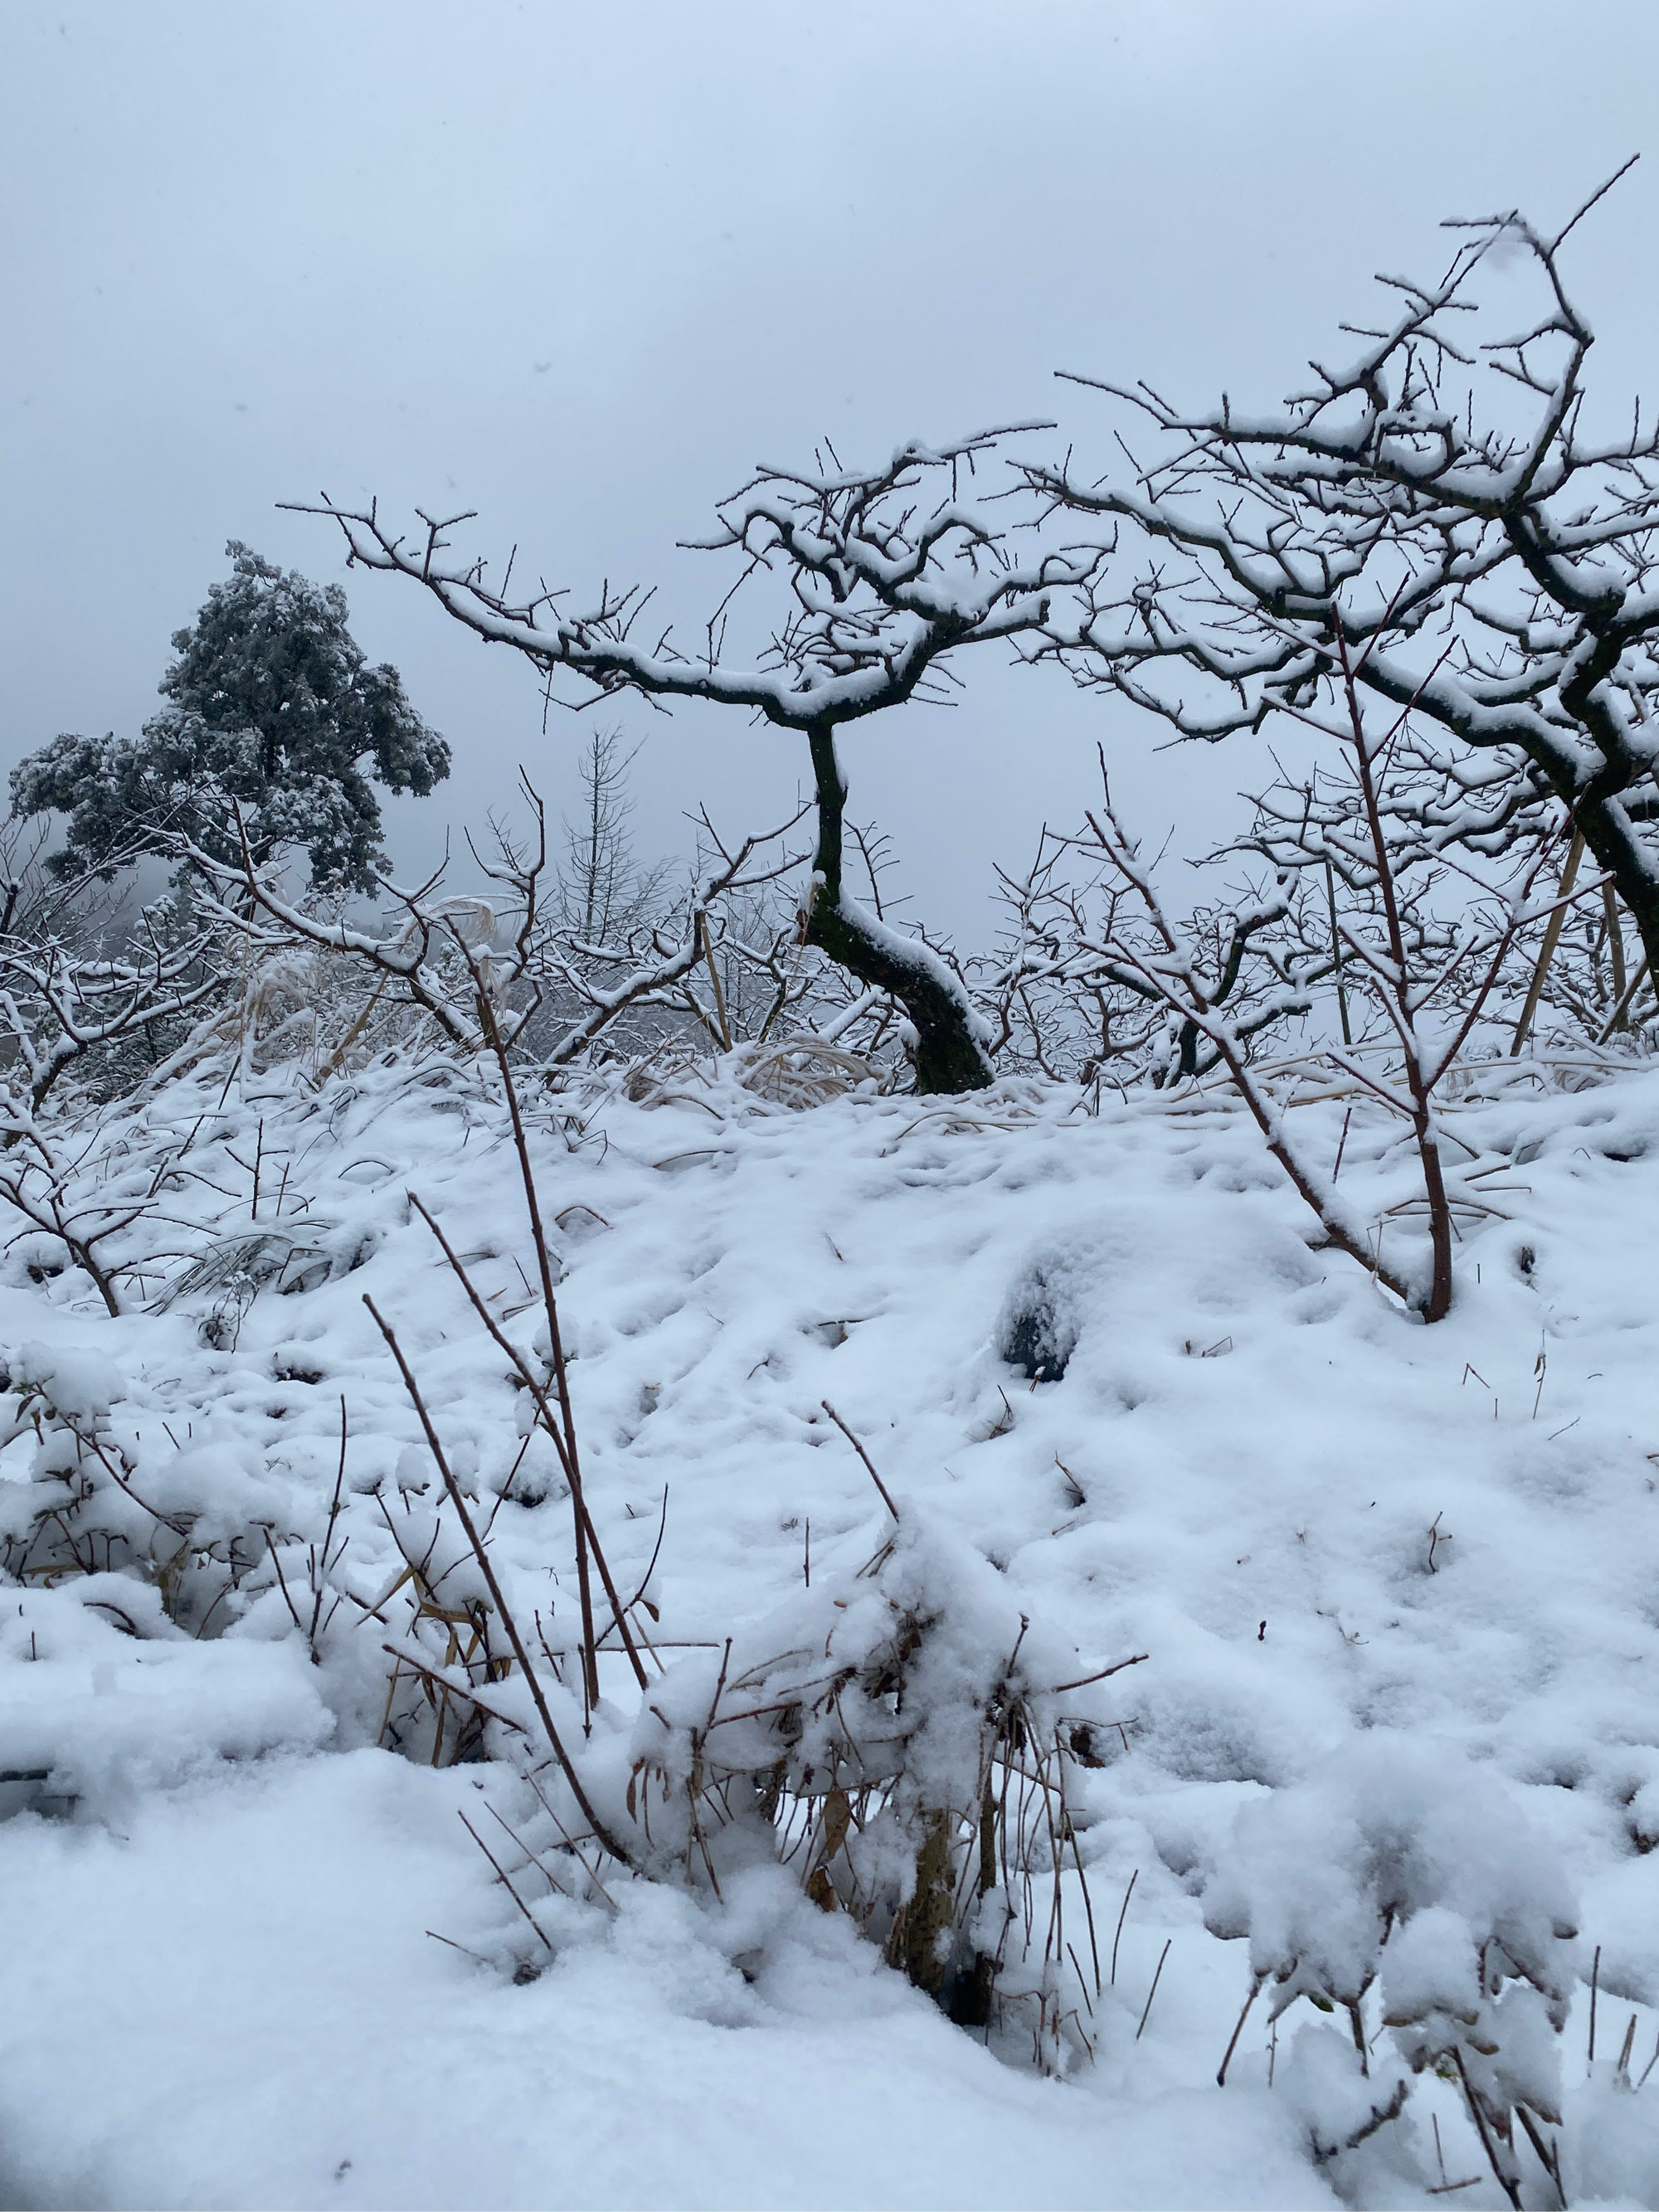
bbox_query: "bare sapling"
[1288,634,1584,1318]
[554,728,673,948]
[1071,664,1586,1316]
[1074,783,1421,1304]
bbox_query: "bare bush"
[0,819,231,1120]
[1033,659,1587,1317]
[179,784,810,1080]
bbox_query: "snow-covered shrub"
[165,944,433,1086]
[455,1509,1136,2068]
[998,1238,1097,1382]
[733,1038,879,1109]
[0,1342,280,1636]
[1204,1734,1579,2197]
[0,1342,146,1584]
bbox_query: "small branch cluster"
[176,781,812,1079]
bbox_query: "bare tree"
[1024,169,1659,990]
[289,425,1104,1092]
[555,728,671,946]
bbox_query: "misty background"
[4,0,1657,942]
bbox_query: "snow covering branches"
[1257,636,1579,1319]
[290,427,1106,1092]
[982,790,1322,1092]
[287,186,1659,1098]
[0,814,234,1135]
[1207,1738,1579,2206]
[0,912,227,1127]
[613,1512,1139,2061]
[1057,775,1427,1306]
[1040,650,1589,1318]
[1026,169,1659,993]
[177,779,810,1074]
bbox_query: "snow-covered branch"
[1024,182,1659,999]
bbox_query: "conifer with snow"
[12,543,450,895]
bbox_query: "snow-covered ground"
[2,1051,1657,2209]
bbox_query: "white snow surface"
[2,1053,1658,2208]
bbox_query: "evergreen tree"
[13,543,450,894]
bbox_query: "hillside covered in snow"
[0,1042,1657,2210]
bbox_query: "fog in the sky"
[5,0,1657,941]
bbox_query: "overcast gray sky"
[4,0,1657,940]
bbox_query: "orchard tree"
[1024,168,1659,982]
[14,543,450,895]
[291,427,1102,1092]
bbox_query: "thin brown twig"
[307,1394,349,1659]
[457,1809,555,1952]
[1135,1938,1171,2039]
[820,1400,899,1519]
[1111,1866,1138,1986]
[362,1296,633,1866]
[1048,1653,1148,1694]
[408,1191,648,1689]
[1217,1971,1266,2086]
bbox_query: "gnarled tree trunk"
[801,726,992,1094]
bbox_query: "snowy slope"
[0,1054,1657,2209]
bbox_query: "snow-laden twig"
[1028,179,1659,1005]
